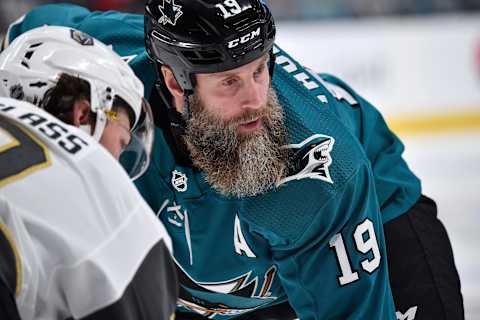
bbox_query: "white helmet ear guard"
[0,26,154,180]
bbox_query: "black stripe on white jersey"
[0,224,22,320]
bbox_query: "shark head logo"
[279,134,335,186]
[175,261,277,318]
[158,0,183,26]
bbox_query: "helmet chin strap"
[182,92,192,121]
[77,110,107,141]
[91,110,107,141]
[86,82,112,141]
[268,49,276,77]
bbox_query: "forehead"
[196,54,269,80]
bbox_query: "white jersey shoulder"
[0,97,171,320]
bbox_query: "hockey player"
[0,26,177,320]
[3,1,463,319]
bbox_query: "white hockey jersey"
[0,97,175,320]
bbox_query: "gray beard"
[183,87,288,198]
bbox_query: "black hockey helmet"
[145,0,276,94]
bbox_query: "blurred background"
[1,0,479,318]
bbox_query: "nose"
[239,78,265,111]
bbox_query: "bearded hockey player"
[3,1,464,319]
[0,26,177,320]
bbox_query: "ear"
[72,99,91,127]
[161,66,184,97]
[161,66,185,113]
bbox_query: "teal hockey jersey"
[4,4,422,319]
[4,4,421,224]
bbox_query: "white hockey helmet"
[0,26,154,180]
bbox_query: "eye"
[254,64,266,78]
[222,77,238,87]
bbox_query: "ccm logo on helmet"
[227,27,261,49]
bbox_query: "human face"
[184,86,288,198]
[99,107,132,159]
[194,54,270,135]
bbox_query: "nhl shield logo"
[171,170,188,192]
[10,84,24,100]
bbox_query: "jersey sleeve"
[70,221,178,320]
[320,73,422,223]
[3,4,91,45]
[0,221,22,320]
[40,149,177,320]
[241,162,396,319]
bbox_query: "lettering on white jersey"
[234,214,256,258]
[157,0,183,26]
[396,306,418,320]
[279,134,335,186]
[171,169,188,192]
[0,103,89,157]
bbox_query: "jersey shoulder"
[5,4,143,44]
[0,219,18,300]
[241,47,376,245]
[272,45,369,182]
[4,4,90,45]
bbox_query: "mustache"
[226,107,269,128]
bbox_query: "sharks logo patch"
[158,0,183,26]
[279,134,335,186]
[176,261,277,318]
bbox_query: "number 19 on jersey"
[329,219,381,286]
